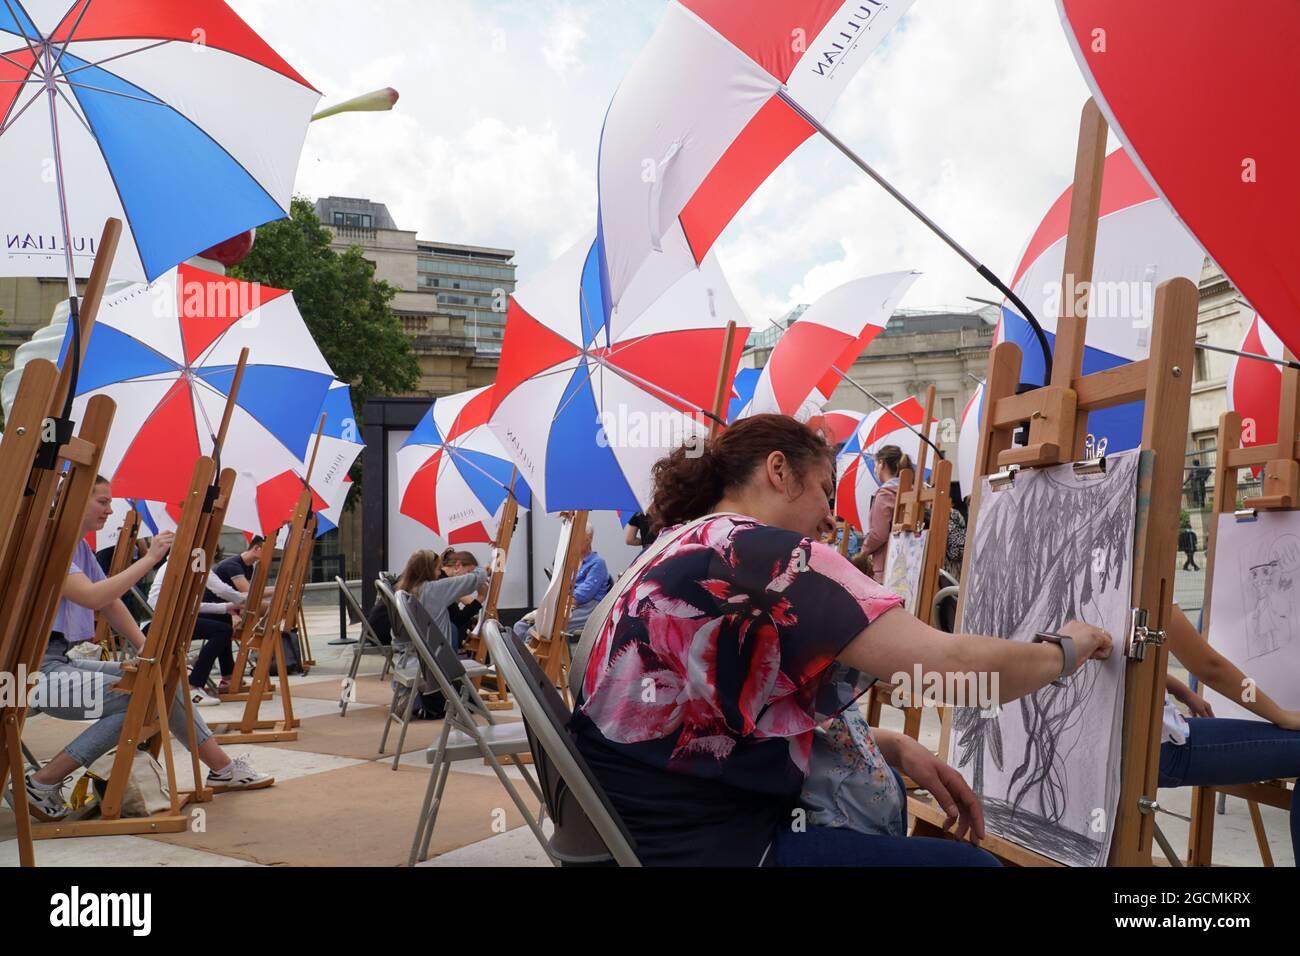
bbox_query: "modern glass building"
[416,242,516,353]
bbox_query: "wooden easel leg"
[1246,800,1274,867]
[178,647,211,805]
[3,711,37,867]
[1187,785,1216,866]
[298,605,315,671]
[150,670,183,816]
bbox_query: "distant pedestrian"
[1179,523,1200,572]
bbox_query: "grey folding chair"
[395,592,550,866]
[376,579,422,768]
[377,580,495,769]
[482,620,640,866]
[337,576,393,717]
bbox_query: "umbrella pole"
[304,413,328,485]
[34,220,121,470]
[708,320,738,440]
[775,88,1053,384]
[209,348,250,480]
[823,358,944,460]
[39,40,87,440]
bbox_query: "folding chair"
[482,619,641,866]
[376,580,493,768]
[394,592,550,866]
[376,580,422,767]
[337,576,393,717]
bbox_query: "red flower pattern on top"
[577,515,902,783]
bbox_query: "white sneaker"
[191,687,221,707]
[3,772,71,821]
[206,756,274,793]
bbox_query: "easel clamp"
[1072,455,1107,477]
[988,464,1020,490]
[1125,608,1165,662]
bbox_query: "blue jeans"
[775,770,1000,867]
[1160,717,1300,859]
[39,636,213,767]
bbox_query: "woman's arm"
[836,607,1112,705]
[103,599,147,651]
[418,569,488,608]
[1166,606,1300,729]
[63,532,174,611]
[1166,674,1215,718]
[873,727,985,844]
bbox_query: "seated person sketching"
[513,527,611,643]
[148,553,245,705]
[214,536,270,597]
[1158,605,1300,863]
[10,476,272,823]
[570,415,1112,866]
[446,551,485,645]
[389,549,489,717]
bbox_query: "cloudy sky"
[231,0,1099,323]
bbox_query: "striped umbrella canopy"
[68,263,336,534]
[1227,314,1284,474]
[1059,0,1300,358]
[817,408,866,447]
[397,385,533,545]
[835,397,930,533]
[739,271,919,419]
[957,148,1204,495]
[487,229,750,513]
[596,0,913,324]
[0,0,318,283]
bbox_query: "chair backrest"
[338,576,382,646]
[932,569,960,634]
[393,590,492,725]
[481,619,640,867]
[338,576,362,625]
[376,579,403,640]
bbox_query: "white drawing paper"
[884,530,927,616]
[1204,511,1300,721]
[951,449,1139,866]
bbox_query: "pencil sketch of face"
[1249,561,1279,601]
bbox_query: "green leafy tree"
[232,197,420,411]
[232,198,421,502]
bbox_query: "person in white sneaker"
[18,477,274,821]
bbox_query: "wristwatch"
[1032,631,1077,688]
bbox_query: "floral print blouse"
[571,514,903,863]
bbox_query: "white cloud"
[542,5,591,75]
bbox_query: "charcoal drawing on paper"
[1204,511,1300,721]
[883,530,927,616]
[951,450,1139,866]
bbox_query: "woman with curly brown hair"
[569,414,1112,866]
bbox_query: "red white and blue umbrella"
[956,148,1204,495]
[303,379,363,526]
[596,0,913,326]
[1058,0,1300,356]
[0,0,319,283]
[1227,314,1284,471]
[397,386,533,545]
[836,397,930,533]
[68,263,336,534]
[738,271,918,419]
[488,229,750,513]
[819,408,867,447]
